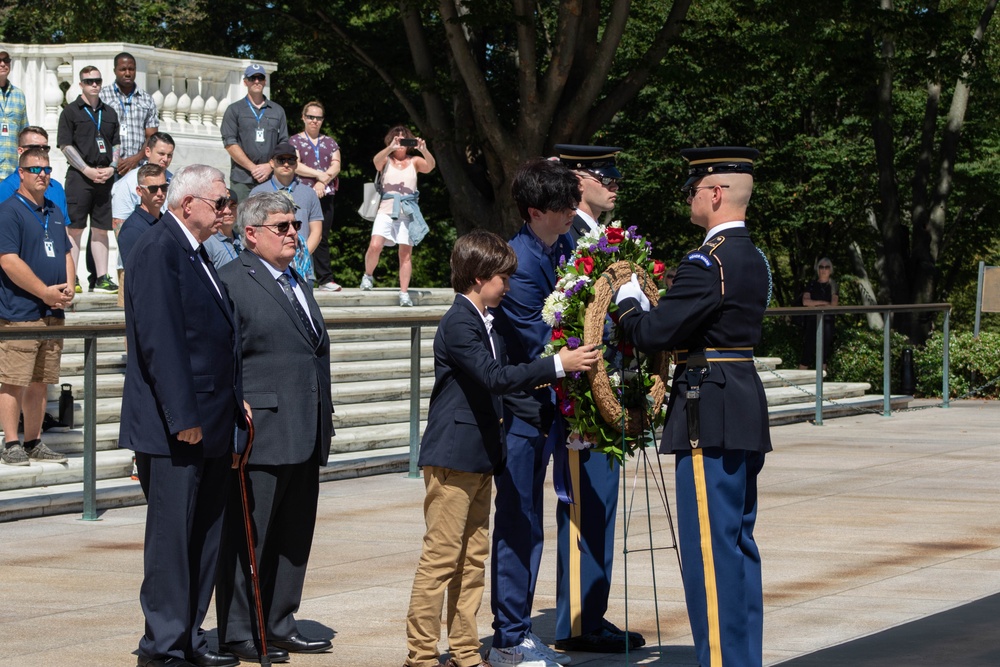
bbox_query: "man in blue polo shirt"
[0,148,74,466]
[0,126,71,223]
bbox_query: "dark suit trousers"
[135,450,231,661]
[216,459,320,643]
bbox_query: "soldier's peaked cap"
[554,144,623,179]
[680,146,759,187]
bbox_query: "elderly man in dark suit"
[215,191,334,664]
[119,164,245,667]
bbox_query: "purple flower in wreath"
[569,371,583,380]
[559,254,567,266]
[598,237,620,254]
[589,244,598,252]
[554,311,563,325]
[566,336,581,349]
[627,225,639,236]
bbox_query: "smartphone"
[399,138,418,147]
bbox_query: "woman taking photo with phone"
[360,125,436,306]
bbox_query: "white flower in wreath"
[610,220,622,228]
[609,371,622,388]
[567,432,593,450]
[542,291,568,327]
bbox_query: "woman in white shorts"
[361,125,436,306]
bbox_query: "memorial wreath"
[542,222,671,464]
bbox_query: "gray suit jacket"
[218,250,333,466]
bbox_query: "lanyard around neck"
[15,193,50,239]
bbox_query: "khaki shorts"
[0,318,65,386]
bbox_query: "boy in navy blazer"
[403,230,600,667]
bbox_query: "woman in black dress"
[798,257,838,370]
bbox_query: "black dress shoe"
[219,640,289,664]
[137,657,197,667]
[554,626,630,653]
[189,650,240,667]
[601,618,646,648]
[270,632,333,653]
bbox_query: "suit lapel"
[162,213,234,327]
[241,251,322,349]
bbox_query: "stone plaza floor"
[1,399,999,666]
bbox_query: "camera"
[399,138,418,147]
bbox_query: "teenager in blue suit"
[404,230,600,667]
[490,159,580,667]
[616,147,772,667]
[119,164,246,667]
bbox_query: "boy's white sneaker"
[523,632,572,665]
[488,644,559,667]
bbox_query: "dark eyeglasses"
[81,77,103,86]
[255,220,302,235]
[192,195,231,211]
[583,171,621,188]
[304,114,324,122]
[0,57,11,65]
[274,156,298,166]
[20,144,50,152]
[22,165,53,175]
[141,183,170,194]
[682,184,730,198]
[246,74,266,82]
[818,264,832,269]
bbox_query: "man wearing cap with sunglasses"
[615,146,772,667]
[57,65,121,294]
[221,63,289,205]
[0,148,74,467]
[0,50,29,181]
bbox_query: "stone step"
[330,377,435,404]
[333,398,431,429]
[768,394,913,425]
[0,448,133,493]
[764,382,871,406]
[331,358,435,383]
[65,288,457,311]
[0,445,414,522]
[331,338,436,364]
[59,351,127,376]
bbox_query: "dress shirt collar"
[575,210,599,234]
[703,220,745,245]
[460,294,493,333]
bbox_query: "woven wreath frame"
[584,260,670,435]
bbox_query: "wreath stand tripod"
[584,260,683,662]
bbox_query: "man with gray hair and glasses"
[214,191,333,663]
[119,164,247,667]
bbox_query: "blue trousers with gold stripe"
[675,448,764,667]
[555,448,620,639]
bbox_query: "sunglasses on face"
[304,114,324,122]
[141,183,170,194]
[0,57,11,66]
[681,184,731,198]
[246,74,266,83]
[81,77,102,86]
[20,144,50,152]
[192,195,231,211]
[274,156,298,166]
[583,171,621,188]
[21,165,53,175]
[818,264,832,269]
[256,220,302,235]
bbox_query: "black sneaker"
[93,274,119,294]
[1,443,30,466]
[24,441,68,463]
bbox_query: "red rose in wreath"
[575,256,594,275]
[605,227,625,243]
[551,329,564,341]
[653,260,666,278]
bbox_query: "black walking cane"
[237,415,272,666]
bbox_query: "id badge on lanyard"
[255,128,265,143]
[45,240,56,258]
[96,137,108,153]
[0,123,8,137]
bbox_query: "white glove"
[614,273,651,311]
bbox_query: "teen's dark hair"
[511,158,581,221]
[450,230,518,293]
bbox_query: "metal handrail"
[0,307,446,520]
[766,303,952,424]
[2,301,951,518]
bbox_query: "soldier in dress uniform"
[614,146,772,667]
[555,144,622,244]
[552,144,642,654]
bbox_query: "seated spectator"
[117,164,167,264]
[250,142,322,284]
[203,190,242,268]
